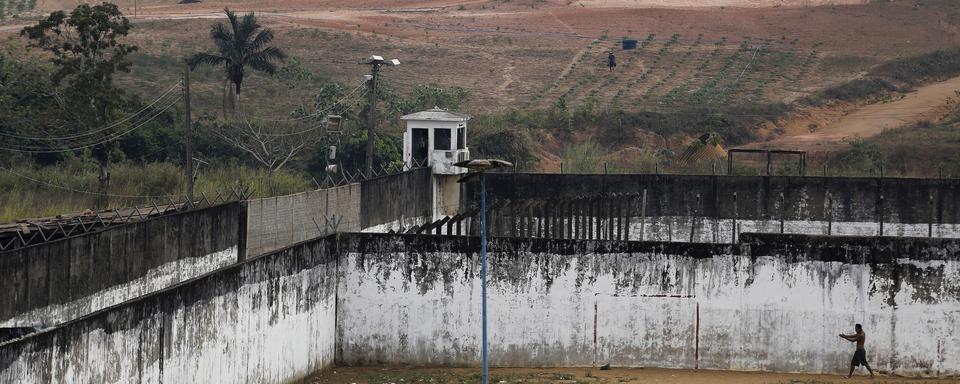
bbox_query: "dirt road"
[741,75,960,152]
[307,366,958,384]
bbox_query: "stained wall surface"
[360,167,433,230]
[0,239,338,384]
[472,174,960,224]
[0,203,242,328]
[244,184,361,257]
[336,234,960,376]
[244,168,435,258]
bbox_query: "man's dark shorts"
[851,349,868,366]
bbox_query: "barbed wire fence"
[0,160,429,252]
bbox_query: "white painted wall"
[337,246,960,376]
[0,246,237,328]
[0,242,338,384]
[505,215,960,243]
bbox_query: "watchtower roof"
[401,107,471,122]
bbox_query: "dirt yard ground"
[307,367,959,384]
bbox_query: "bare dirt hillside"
[743,75,960,152]
[6,0,960,165]
[575,0,869,8]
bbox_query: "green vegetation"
[829,122,960,178]
[873,47,960,85]
[805,47,960,105]
[563,141,605,173]
[188,8,287,117]
[0,162,311,223]
[806,78,899,105]
[20,3,138,208]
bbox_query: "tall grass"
[562,142,605,174]
[0,161,312,223]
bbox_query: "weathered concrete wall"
[472,174,960,225]
[0,238,338,383]
[0,203,242,328]
[336,234,960,376]
[244,169,434,257]
[244,184,361,257]
[361,167,433,231]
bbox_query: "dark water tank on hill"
[622,39,638,50]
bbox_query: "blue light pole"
[480,172,489,384]
[453,159,513,384]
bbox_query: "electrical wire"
[249,80,368,123]
[0,93,182,153]
[0,165,180,199]
[241,87,369,138]
[0,95,180,152]
[0,81,183,142]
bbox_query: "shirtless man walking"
[840,324,875,378]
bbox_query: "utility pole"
[360,55,400,172]
[366,65,379,173]
[184,65,194,201]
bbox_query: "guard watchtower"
[401,107,471,175]
[401,107,471,218]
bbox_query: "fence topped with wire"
[315,158,429,189]
[0,187,250,253]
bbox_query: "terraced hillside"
[535,33,821,111]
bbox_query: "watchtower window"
[435,128,452,151]
[457,127,465,149]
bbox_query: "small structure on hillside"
[401,107,471,175]
[677,133,727,167]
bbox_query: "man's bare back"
[840,324,873,378]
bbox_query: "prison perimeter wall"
[336,233,960,376]
[0,238,338,383]
[472,173,960,224]
[0,203,242,328]
[244,183,361,258]
[243,167,434,258]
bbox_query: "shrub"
[804,77,899,106]
[872,48,960,85]
[563,141,605,174]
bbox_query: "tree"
[21,3,138,208]
[212,119,322,174]
[188,8,286,117]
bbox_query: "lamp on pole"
[359,55,400,172]
[454,159,514,384]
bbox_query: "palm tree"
[188,8,286,117]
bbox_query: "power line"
[0,165,180,198]
[243,87,369,138]
[0,81,183,142]
[0,94,182,153]
[250,80,368,123]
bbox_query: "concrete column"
[607,197,620,240]
[617,196,626,241]
[584,198,591,240]
[573,199,582,240]
[544,201,553,238]
[578,199,586,240]
[624,195,633,241]
[640,189,647,241]
[526,203,535,238]
[556,202,564,239]
[550,202,559,239]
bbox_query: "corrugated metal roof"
[401,107,471,122]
